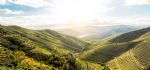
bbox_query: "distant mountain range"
[52,25,149,40]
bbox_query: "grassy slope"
[1,25,90,54]
[0,25,102,70]
[81,27,150,70]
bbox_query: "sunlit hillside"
[0,0,150,70]
[81,27,150,70]
[0,25,102,70]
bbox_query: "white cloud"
[0,9,23,14]
[0,0,113,26]
[7,0,52,8]
[125,0,150,6]
[0,0,6,5]
[0,14,55,28]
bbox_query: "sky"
[0,0,150,28]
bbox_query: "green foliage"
[0,46,54,70]
[1,35,35,51]
[0,25,102,70]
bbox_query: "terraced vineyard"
[81,41,140,63]
[108,51,143,70]
[107,31,150,70]
[81,27,150,70]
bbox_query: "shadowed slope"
[109,27,150,43]
[81,41,140,63]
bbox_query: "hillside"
[0,25,90,54]
[81,27,150,70]
[0,25,102,70]
[1,24,150,70]
[107,28,150,70]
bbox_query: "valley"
[0,24,150,70]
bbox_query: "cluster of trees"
[0,47,54,70]
[26,51,77,70]
[1,35,36,51]
[0,34,78,70]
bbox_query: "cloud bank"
[0,0,150,29]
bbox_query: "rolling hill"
[81,26,150,70]
[0,25,102,70]
[0,25,90,54]
[1,24,150,70]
